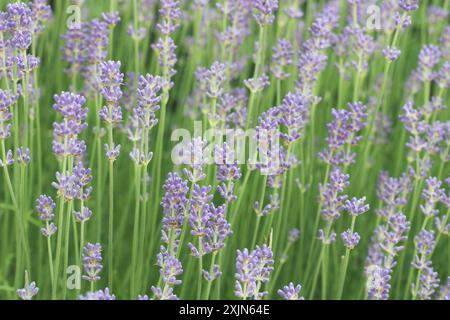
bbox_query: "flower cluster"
[99,60,123,161]
[82,242,103,282]
[270,39,293,80]
[319,102,368,167]
[235,245,274,299]
[35,194,57,237]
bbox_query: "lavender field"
[0,0,449,300]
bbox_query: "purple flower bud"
[156,251,183,286]
[40,222,57,237]
[6,2,33,50]
[104,143,121,161]
[341,229,360,250]
[99,60,124,103]
[252,0,278,25]
[82,242,103,282]
[151,286,178,300]
[157,0,181,35]
[271,39,293,80]
[367,265,392,300]
[278,282,304,300]
[101,11,121,27]
[415,266,439,300]
[152,36,177,86]
[73,207,93,223]
[382,46,401,62]
[399,0,419,12]
[345,197,369,216]
[79,288,115,300]
[417,45,441,82]
[244,74,269,93]
[17,281,39,300]
[30,0,52,34]
[420,177,445,217]
[235,245,274,299]
[16,147,30,164]
[36,195,55,221]
[202,264,222,282]
[161,172,189,232]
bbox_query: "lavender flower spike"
[82,243,103,282]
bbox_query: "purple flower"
[151,286,178,300]
[436,61,450,89]
[73,207,93,223]
[182,137,209,183]
[161,172,189,232]
[367,265,392,300]
[203,265,222,282]
[420,177,445,217]
[104,143,121,161]
[0,89,16,140]
[61,27,84,76]
[415,266,440,300]
[36,195,55,221]
[156,0,181,35]
[399,0,419,12]
[380,212,411,266]
[101,11,121,27]
[414,229,436,259]
[99,60,124,104]
[376,171,411,219]
[82,242,103,282]
[341,229,360,250]
[319,102,367,167]
[319,168,349,224]
[17,281,39,300]
[235,249,257,299]
[0,149,14,167]
[6,2,33,50]
[52,92,88,158]
[80,19,109,64]
[41,223,57,238]
[16,147,30,164]
[30,0,52,34]
[278,283,304,300]
[203,204,232,254]
[382,46,401,62]
[152,36,177,87]
[156,250,183,286]
[136,74,162,114]
[417,45,441,82]
[297,49,328,92]
[235,245,273,299]
[188,184,213,238]
[252,0,278,25]
[271,39,293,79]
[278,91,308,144]
[79,288,115,300]
[214,142,241,182]
[244,74,269,93]
[199,61,227,99]
[345,197,369,216]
